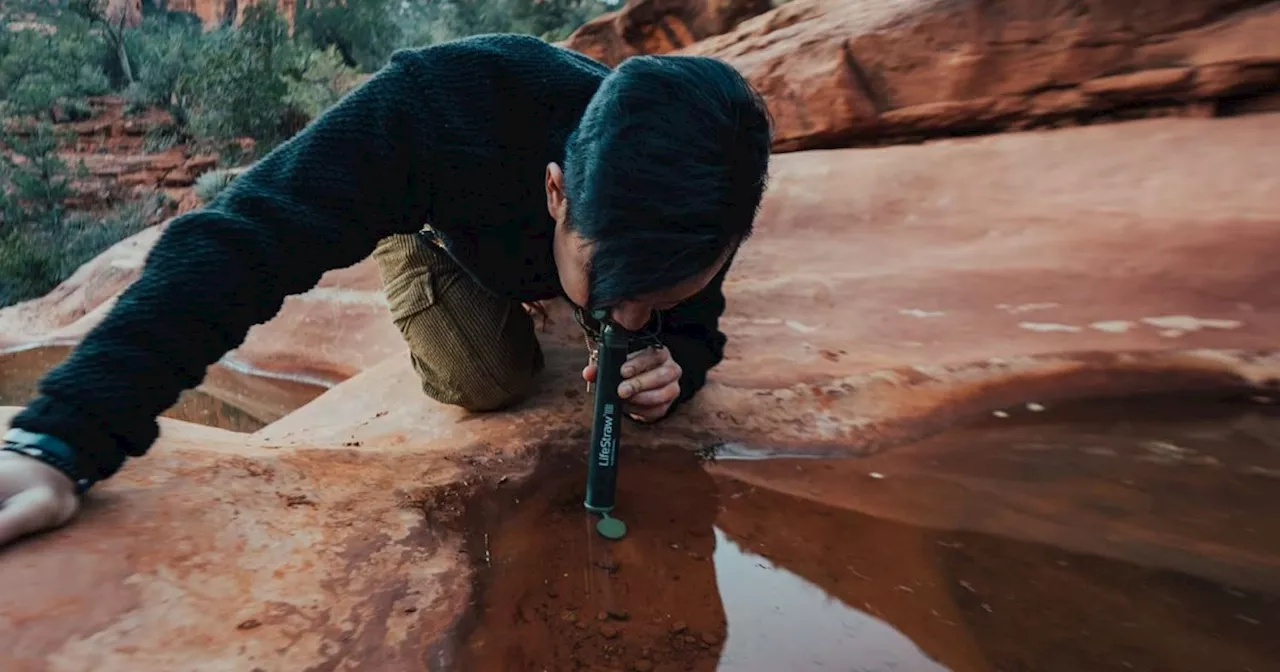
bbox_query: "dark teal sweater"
[9,34,732,483]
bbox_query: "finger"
[620,361,681,399]
[628,410,661,423]
[582,363,597,383]
[625,396,673,422]
[626,381,680,408]
[621,347,668,378]
[0,488,61,548]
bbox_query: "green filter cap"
[595,515,627,540]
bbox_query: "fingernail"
[619,383,632,398]
[622,366,634,377]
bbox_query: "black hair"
[562,54,772,312]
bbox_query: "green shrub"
[178,6,294,149]
[0,16,111,118]
[295,0,402,72]
[418,0,613,44]
[0,192,163,308]
[0,122,81,230]
[123,14,203,120]
[0,0,611,307]
[193,167,239,202]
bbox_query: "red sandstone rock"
[259,113,1280,456]
[2,113,1279,669]
[0,406,479,671]
[561,0,771,67]
[6,112,1280,431]
[682,0,1280,150]
[0,225,165,351]
[0,224,406,404]
[105,0,142,28]
[32,98,229,209]
[71,146,209,189]
[171,187,202,214]
[225,257,409,386]
[166,0,295,28]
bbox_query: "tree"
[0,121,89,306]
[67,0,139,86]
[0,11,112,121]
[294,0,401,72]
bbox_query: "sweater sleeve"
[657,253,737,412]
[8,51,441,482]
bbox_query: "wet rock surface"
[7,387,1275,671]
[1,98,1278,670]
[682,0,1280,150]
[703,392,1280,671]
[463,391,1280,671]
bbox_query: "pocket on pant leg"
[382,267,437,325]
[373,234,441,325]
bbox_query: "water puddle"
[711,526,947,671]
[457,391,1280,671]
[0,345,326,432]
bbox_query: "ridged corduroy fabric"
[373,232,544,411]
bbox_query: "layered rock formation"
[49,97,222,214]
[2,112,1278,669]
[561,0,772,66]
[682,0,1280,150]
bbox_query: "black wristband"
[3,428,94,495]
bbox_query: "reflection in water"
[462,390,1280,672]
[712,526,948,671]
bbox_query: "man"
[0,34,772,548]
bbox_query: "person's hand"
[583,345,682,423]
[0,452,80,548]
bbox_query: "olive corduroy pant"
[371,232,545,411]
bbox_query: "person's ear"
[545,163,567,223]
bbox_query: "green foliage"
[0,0,611,306]
[0,122,82,231]
[0,14,111,118]
[123,14,204,119]
[0,194,163,308]
[295,0,402,72]
[192,167,240,202]
[0,120,107,307]
[179,5,295,148]
[284,46,362,122]
[117,7,360,152]
[424,0,614,43]
[296,0,614,67]
[4,0,610,142]
[141,123,183,152]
